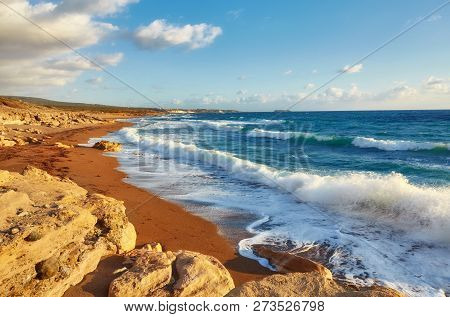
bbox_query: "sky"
[0,0,449,111]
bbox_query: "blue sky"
[0,0,449,111]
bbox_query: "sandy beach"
[0,101,271,296]
[0,97,406,297]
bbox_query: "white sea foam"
[143,119,247,131]
[247,128,334,141]
[247,129,450,152]
[352,137,450,151]
[119,127,450,243]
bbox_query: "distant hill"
[1,96,238,113]
[2,96,160,113]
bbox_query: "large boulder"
[93,140,122,152]
[0,166,136,296]
[168,251,235,297]
[109,247,235,297]
[109,251,176,297]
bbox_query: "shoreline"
[0,120,272,296]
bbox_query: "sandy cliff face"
[0,166,136,296]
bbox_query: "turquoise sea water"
[96,110,449,296]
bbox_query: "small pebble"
[17,211,29,217]
[10,228,20,234]
[113,267,128,275]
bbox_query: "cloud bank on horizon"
[0,0,449,110]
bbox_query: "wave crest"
[247,129,335,141]
[352,137,450,151]
[119,127,450,242]
[247,128,449,152]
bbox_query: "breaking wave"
[119,127,450,243]
[247,128,449,152]
[247,129,335,141]
[352,137,450,151]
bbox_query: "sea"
[90,110,450,296]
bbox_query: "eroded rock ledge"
[0,166,136,296]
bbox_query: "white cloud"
[423,76,449,93]
[376,85,418,100]
[169,76,450,110]
[0,0,130,92]
[133,19,222,50]
[305,83,315,89]
[312,69,318,74]
[284,69,293,76]
[44,53,123,72]
[0,0,117,60]
[321,87,344,100]
[86,77,103,85]
[341,63,363,74]
[95,52,124,67]
[46,56,95,71]
[56,0,139,17]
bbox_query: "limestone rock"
[109,247,234,297]
[169,251,235,297]
[85,194,136,253]
[0,166,137,296]
[25,136,40,144]
[54,142,73,149]
[227,272,404,297]
[93,140,122,152]
[0,136,16,147]
[124,242,163,265]
[109,251,176,297]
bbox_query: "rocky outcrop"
[0,166,136,296]
[93,140,122,152]
[227,272,403,297]
[109,247,235,297]
[0,98,107,128]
